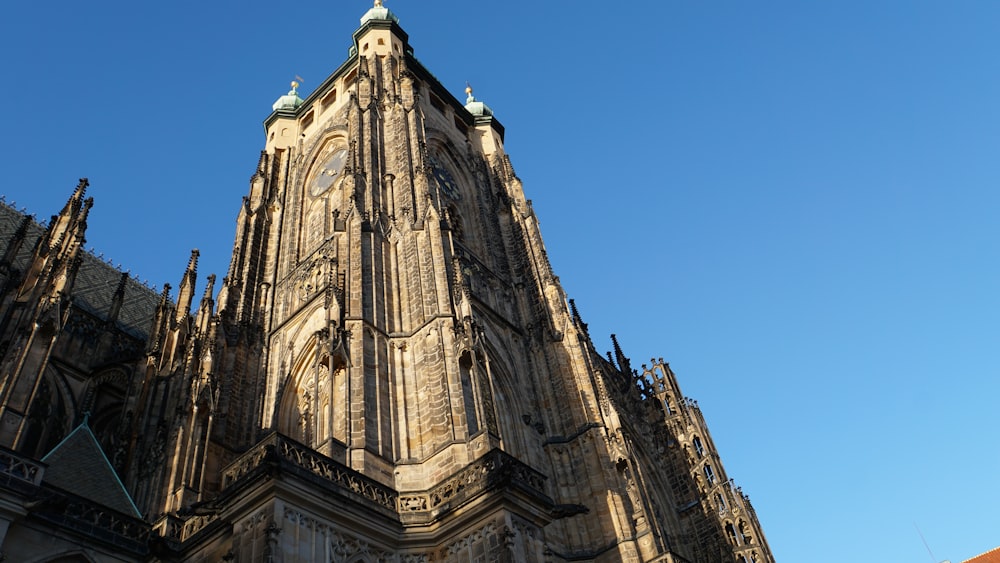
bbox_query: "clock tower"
[142,2,775,560]
[0,2,773,562]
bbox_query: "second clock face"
[431,158,461,200]
[310,149,348,196]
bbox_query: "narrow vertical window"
[716,493,727,513]
[725,522,739,545]
[693,436,705,457]
[704,464,716,485]
[459,352,479,435]
[739,521,753,545]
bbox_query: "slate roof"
[73,253,161,339]
[40,422,141,517]
[0,201,160,339]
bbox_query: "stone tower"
[0,3,773,562]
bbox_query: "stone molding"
[215,432,550,526]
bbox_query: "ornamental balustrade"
[0,446,44,487]
[217,432,548,524]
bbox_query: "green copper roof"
[272,83,304,112]
[360,2,399,25]
[464,89,493,118]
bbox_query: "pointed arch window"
[458,352,480,435]
[725,522,739,545]
[693,436,705,457]
[739,520,754,545]
[703,463,716,485]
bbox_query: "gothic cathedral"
[0,4,773,562]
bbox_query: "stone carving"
[221,434,548,525]
[0,448,43,485]
[283,507,395,562]
[222,435,397,511]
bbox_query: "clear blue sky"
[2,2,998,561]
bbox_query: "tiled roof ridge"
[965,545,1000,563]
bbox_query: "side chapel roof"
[40,421,142,518]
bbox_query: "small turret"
[271,81,304,112]
[463,84,505,156]
[360,0,399,25]
[464,84,493,118]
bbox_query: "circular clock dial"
[310,149,348,196]
[430,158,461,199]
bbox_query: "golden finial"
[465,83,473,96]
[374,0,383,7]
[291,80,299,90]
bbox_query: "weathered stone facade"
[0,3,772,562]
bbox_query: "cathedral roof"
[75,254,161,339]
[0,201,46,268]
[0,202,160,340]
[40,421,142,518]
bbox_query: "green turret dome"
[360,0,399,25]
[272,81,304,112]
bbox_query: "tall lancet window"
[458,352,480,435]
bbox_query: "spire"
[64,178,89,214]
[146,282,172,354]
[175,249,199,324]
[271,81,304,112]
[611,333,633,375]
[195,273,216,334]
[569,299,589,337]
[104,271,130,329]
[47,179,92,254]
[37,183,92,299]
[0,214,32,276]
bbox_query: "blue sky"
[2,2,998,561]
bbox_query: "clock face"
[430,158,461,200]
[310,148,348,196]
